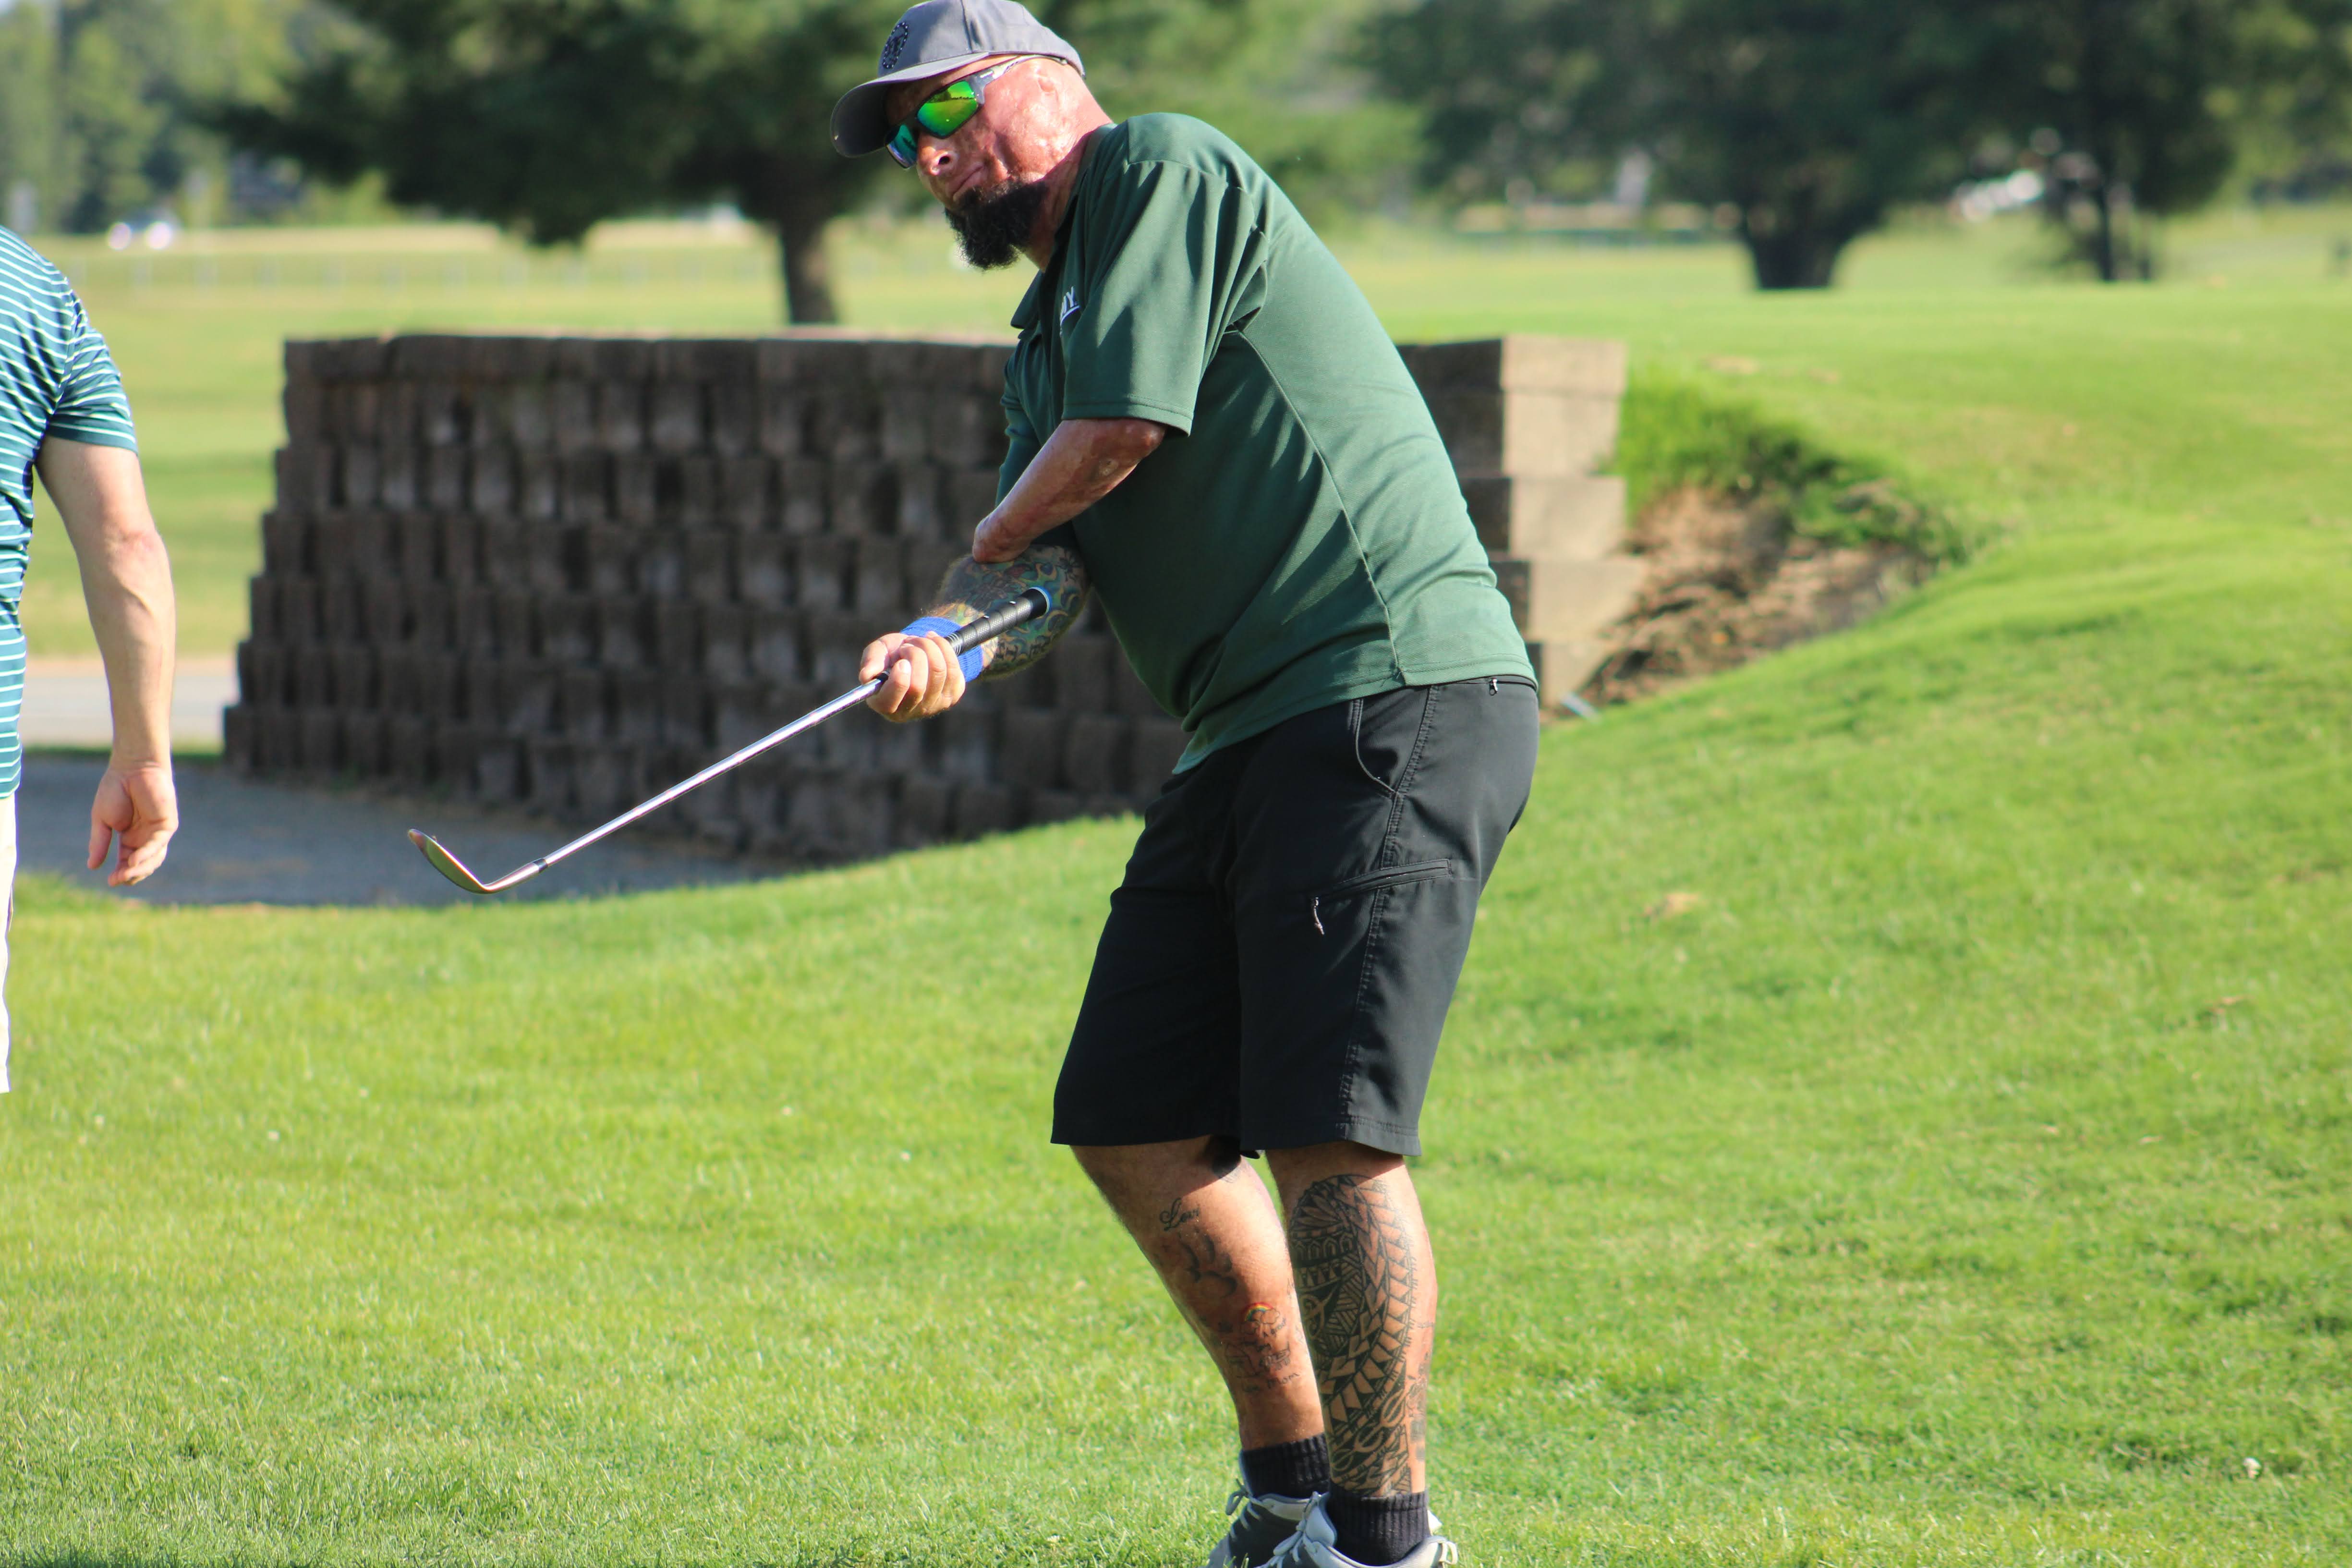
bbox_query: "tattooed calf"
[1290,1174,1424,1494]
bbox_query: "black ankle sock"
[1325,1488,1429,1566]
[1239,1434,1330,1500]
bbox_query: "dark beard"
[946,178,1052,270]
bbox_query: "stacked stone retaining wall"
[225,332,1629,861]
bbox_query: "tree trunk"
[1741,219,1848,290]
[774,199,837,325]
[2091,183,2120,282]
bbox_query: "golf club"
[408,587,1052,895]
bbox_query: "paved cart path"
[14,754,787,906]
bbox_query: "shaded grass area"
[2,216,2349,1564]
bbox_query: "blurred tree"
[216,0,1378,324]
[1987,0,2352,279]
[1362,0,1996,290]
[0,4,63,231]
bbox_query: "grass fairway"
[2,214,2349,1564]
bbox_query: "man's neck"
[1020,121,1111,270]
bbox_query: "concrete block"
[1027,790,1088,826]
[527,738,577,816]
[416,656,461,720]
[701,603,750,681]
[474,737,526,802]
[815,386,881,465]
[222,704,257,772]
[992,710,1067,790]
[1460,474,1625,559]
[796,536,854,610]
[247,579,284,646]
[559,668,608,741]
[283,340,325,383]
[283,382,324,446]
[934,705,998,781]
[1052,634,1112,712]
[578,525,631,596]
[1398,336,1627,397]
[814,705,877,770]
[879,383,930,463]
[517,451,561,520]
[945,469,1002,529]
[597,597,648,668]
[342,712,391,776]
[256,708,302,773]
[1063,713,1133,795]
[757,383,806,458]
[654,600,700,671]
[276,446,336,516]
[480,519,528,587]
[1488,555,1643,644]
[669,456,717,526]
[898,773,956,839]
[686,531,733,604]
[398,512,440,582]
[772,457,823,534]
[559,454,611,522]
[377,651,418,714]
[525,526,570,597]
[803,608,870,688]
[718,456,773,531]
[329,644,378,710]
[827,467,891,536]
[540,597,597,664]
[648,382,703,453]
[736,533,788,606]
[456,586,497,655]
[903,541,963,609]
[438,515,484,584]
[1129,717,1189,787]
[852,536,908,615]
[320,336,391,381]
[612,670,665,744]
[662,677,710,748]
[261,512,309,576]
[494,592,539,658]
[300,709,343,775]
[951,781,1022,839]
[337,444,380,509]
[378,381,419,446]
[393,335,469,379]
[593,339,653,382]
[285,579,327,644]
[294,650,333,709]
[710,381,756,457]
[469,446,516,515]
[1423,389,1621,479]
[506,381,553,449]
[930,397,1003,470]
[637,530,684,597]
[745,608,800,681]
[494,663,559,733]
[418,380,466,446]
[612,454,658,525]
[551,380,596,453]
[412,585,455,652]
[335,380,381,441]
[377,446,422,511]
[317,577,362,643]
[1522,638,1612,712]
[431,727,481,797]
[891,462,945,538]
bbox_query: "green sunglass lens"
[914,90,982,140]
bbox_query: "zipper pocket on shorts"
[1309,859,1456,936]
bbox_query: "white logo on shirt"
[1059,286,1081,324]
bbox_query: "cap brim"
[830,50,994,156]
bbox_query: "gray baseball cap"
[830,0,1085,157]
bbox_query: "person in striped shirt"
[0,226,180,1093]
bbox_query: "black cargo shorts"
[1052,675,1540,1156]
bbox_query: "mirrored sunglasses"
[886,59,1026,170]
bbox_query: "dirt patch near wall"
[1585,485,1934,706]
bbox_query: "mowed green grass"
[2,212,2349,1565]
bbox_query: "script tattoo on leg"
[1289,1173,1423,1494]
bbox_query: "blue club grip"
[901,587,1051,680]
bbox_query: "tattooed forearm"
[929,539,1091,679]
[1290,1174,1424,1495]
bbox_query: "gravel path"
[15,755,788,907]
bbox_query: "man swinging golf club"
[835,5,1538,1563]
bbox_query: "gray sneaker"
[1262,1494,1456,1568]
[1201,1480,1318,1568]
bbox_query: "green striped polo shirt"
[0,226,139,796]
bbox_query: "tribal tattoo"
[930,539,1091,679]
[1289,1174,1426,1494]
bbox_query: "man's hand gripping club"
[862,415,1163,720]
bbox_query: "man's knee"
[1263,1138,1403,1197]
[1070,1135,1241,1203]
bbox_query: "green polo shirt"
[1000,114,1531,768]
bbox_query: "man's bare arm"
[972,416,1166,563]
[33,437,178,886]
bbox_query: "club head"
[408,828,498,895]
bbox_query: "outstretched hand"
[88,760,177,887]
[859,631,969,722]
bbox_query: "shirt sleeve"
[1059,159,1260,437]
[43,292,138,453]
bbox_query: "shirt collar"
[1008,125,1112,332]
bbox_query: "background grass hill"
[2,218,2347,1564]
